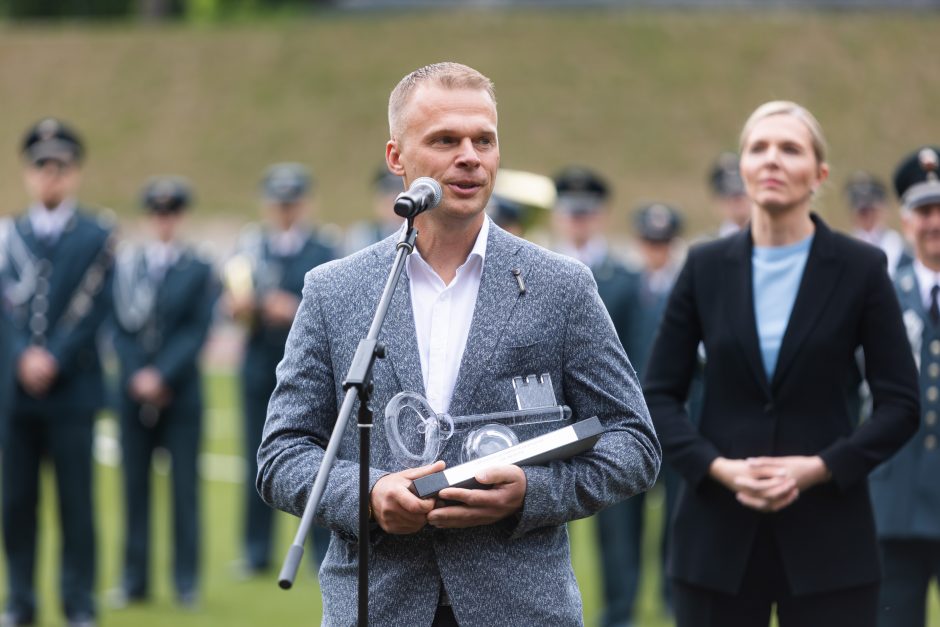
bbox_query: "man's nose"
[455,138,481,167]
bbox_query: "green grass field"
[5,371,940,626]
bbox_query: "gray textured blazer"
[257,221,661,627]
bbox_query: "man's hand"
[130,367,172,408]
[370,461,445,534]
[17,346,58,397]
[427,465,527,529]
[260,290,300,327]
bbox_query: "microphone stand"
[278,219,418,627]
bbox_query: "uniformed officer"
[550,166,642,627]
[343,167,404,255]
[708,152,750,237]
[109,176,217,608]
[627,202,685,622]
[845,171,912,278]
[486,194,527,236]
[0,119,113,627]
[0,218,13,445]
[224,163,335,576]
[870,146,940,627]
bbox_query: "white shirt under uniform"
[406,217,490,416]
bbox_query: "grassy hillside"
[0,10,937,238]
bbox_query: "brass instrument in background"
[223,253,256,327]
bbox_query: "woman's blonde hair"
[739,101,828,165]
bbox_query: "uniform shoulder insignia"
[95,206,118,229]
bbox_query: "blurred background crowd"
[0,1,937,626]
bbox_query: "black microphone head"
[394,177,443,218]
[412,177,443,208]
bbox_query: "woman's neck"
[750,204,815,247]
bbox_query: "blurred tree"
[2,0,134,17]
[138,0,184,18]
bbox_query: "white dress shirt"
[268,225,306,257]
[913,259,940,312]
[406,217,489,415]
[29,199,76,244]
[146,241,181,281]
[855,227,907,278]
[556,236,607,269]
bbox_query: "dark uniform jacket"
[590,254,639,356]
[870,263,940,539]
[3,209,112,417]
[112,247,217,410]
[644,214,919,596]
[240,229,335,393]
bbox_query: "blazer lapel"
[724,229,772,397]
[373,239,425,398]
[771,215,843,389]
[448,224,525,416]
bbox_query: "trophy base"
[410,417,603,499]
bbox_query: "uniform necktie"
[930,284,940,325]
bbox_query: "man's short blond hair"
[388,62,496,139]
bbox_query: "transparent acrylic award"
[385,373,571,469]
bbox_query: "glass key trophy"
[384,373,604,498]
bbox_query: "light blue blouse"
[752,234,814,378]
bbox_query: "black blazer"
[644,214,919,596]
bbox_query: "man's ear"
[386,140,405,177]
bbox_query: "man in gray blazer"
[257,62,660,627]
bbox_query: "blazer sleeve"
[643,252,722,488]
[818,254,920,491]
[512,265,661,537]
[256,271,387,540]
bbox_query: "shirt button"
[927,411,938,426]
[931,363,940,379]
[926,434,937,451]
[932,340,940,356]
[929,387,939,403]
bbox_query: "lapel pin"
[511,268,526,295]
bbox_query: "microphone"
[394,177,443,219]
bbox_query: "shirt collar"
[406,216,490,283]
[268,224,307,256]
[557,236,607,269]
[147,241,181,267]
[29,198,76,237]
[913,258,940,308]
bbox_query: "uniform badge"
[900,273,915,293]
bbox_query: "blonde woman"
[644,101,919,626]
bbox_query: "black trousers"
[120,397,201,598]
[2,410,97,622]
[878,538,940,627]
[674,522,878,627]
[241,377,329,570]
